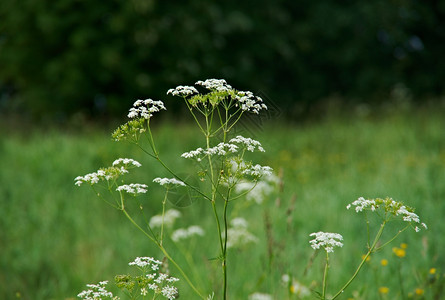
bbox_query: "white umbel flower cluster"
[112,158,142,168]
[171,225,205,242]
[127,257,180,300]
[235,91,268,114]
[229,135,265,152]
[74,158,142,186]
[309,231,344,253]
[129,256,162,270]
[74,167,128,186]
[242,164,273,177]
[181,143,239,160]
[153,177,186,187]
[116,183,148,194]
[77,280,119,300]
[248,293,273,300]
[149,209,182,228]
[167,85,199,97]
[128,99,166,119]
[346,196,427,232]
[225,217,258,249]
[195,79,233,92]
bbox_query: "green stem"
[121,209,205,299]
[322,251,329,300]
[160,190,169,247]
[331,221,387,300]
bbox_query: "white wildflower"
[112,158,142,168]
[140,288,147,296]
[248,292,273,300]
[161,285,178,300]
[229,135,265,152]
[204,143,238,156]
[225,217,258,249]
[74,166,129,186]
[167,85,199,97]
[128,256,162,268]
[181,147,204,161]
[235,91,268,114]
[78,280,118,300]
[396,205,420,223]
[127,99,166,119]
[347,196,427,232]
[309,231,344,253]
[116,183,148,194]
[242,164,273,177]
[230,217,249,228]
[153,177,186,187]
[346,196,377,212]
[234,173,278,204]
[149,209,181,228]
[195,79,232,92]
[171,225,205,242]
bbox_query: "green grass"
[1,107,444,299]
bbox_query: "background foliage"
[1,0,444,120]
[1,107,444,299]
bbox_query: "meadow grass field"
[1,105,444,299]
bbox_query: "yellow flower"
[362,254,371,262]
[429,268,437,275]
[392,247,406,258]
[415,288,424,296]
[379,286,389,294]
[381,259,388,266]
[400,243,408,249]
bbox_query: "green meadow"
[1,106,444,299]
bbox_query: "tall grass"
[1,107,444,299]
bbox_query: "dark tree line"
[0,0,444,119]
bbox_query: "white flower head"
[347,197,427,232]
[78,280,119,300]
[235,90,268,114]
[171,225,205,242]
[224,217,258,249]
[127,99,166,119]
[149,209,182,228]
[229,135,265,152]
[181,147,204,161]
[248,292,273,300]
[167,85,199,97]
[309,231,344,253]
[74,165,131,186]
[195,79,233,92]
[242,164,273,178]
[153,177,186,188]
[112,158,142,168]
[116,183,148,194]
[128,256,162,269]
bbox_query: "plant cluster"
[75,79,429,299]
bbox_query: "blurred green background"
[1,1,444,299]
